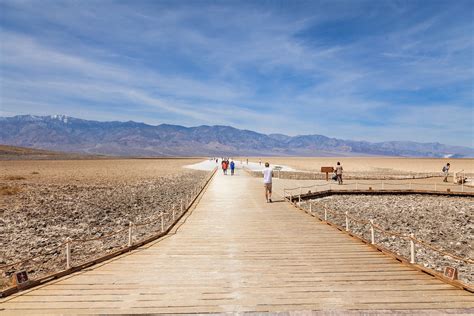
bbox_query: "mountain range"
[0,115,472,158]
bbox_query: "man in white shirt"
[262,162,273,203]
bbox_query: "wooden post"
[410,233,415,264]
[160,213,164,232]
[128,221,133,247]
[324,208,327,221]
[309,203,312,213]
[345,211,349,231]
[66,237,71,270]
[370,219,375,244]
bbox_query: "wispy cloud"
[0,0,473,146]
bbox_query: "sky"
[0,0,473,147]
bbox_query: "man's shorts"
[264,183,272,193]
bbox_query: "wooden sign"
[443,266,458,280]
[12,270,30,288]
[321,167,334,181]
[321,167,334,173]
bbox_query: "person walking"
[442,163,450,182]
[221,160,227,175]
[230,160,235,176]
[335,162,343,185]
[262,162,273,203]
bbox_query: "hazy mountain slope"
[0,115,472,157]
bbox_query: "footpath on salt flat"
[1,169,473,314]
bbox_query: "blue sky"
[0,0,473,146]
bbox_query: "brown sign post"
[321,167,334,181]
[443,266,458,280]
[12,271,30,288]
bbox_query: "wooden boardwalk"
[1,171,473,314]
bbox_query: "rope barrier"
[133,213,165,228]
[412,237,474,263]
[1,167,217,275]
[285,183,330,191]
[70,227,128,243]
[305,202,473,264]
[0,242,66,270]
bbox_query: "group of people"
[219,158,235,176]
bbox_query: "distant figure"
[442,163,450,182]
[259,159,262,166]
[216,158,218,164]
[246,158,248,165]
[230,160,235,175]
[222,160,228,175]
[335,162,343,185]
[262,162,273,203]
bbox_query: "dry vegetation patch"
[3,176,26,181]
[0,186,21,195]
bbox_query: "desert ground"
[0,158,208,288]
[244,157,474,175]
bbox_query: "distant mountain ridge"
[0,115,472,158]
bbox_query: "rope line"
[0,242,66,270]
[306,202,473,264]
[70,227,128,243]
[1,167,217,272]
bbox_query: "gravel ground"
[0,162,209,288]
[301,194,473,284]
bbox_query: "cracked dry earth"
[0,159,208,288]
[303,194,473,285]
